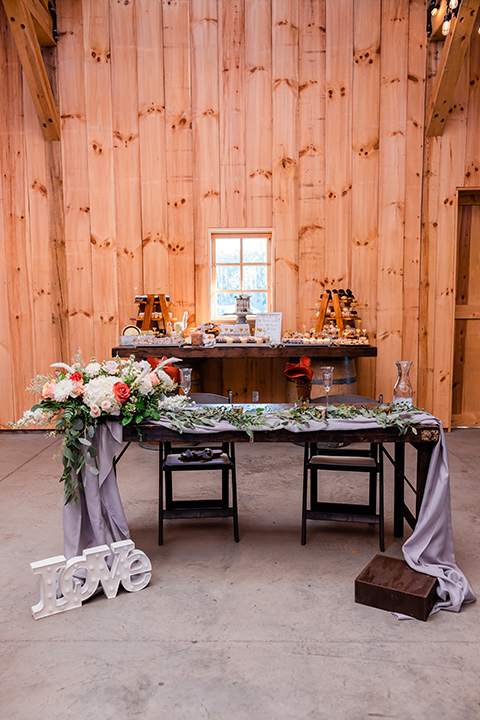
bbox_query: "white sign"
[254,313,282,344]
[30,540,152,620]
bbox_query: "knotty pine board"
[351,0,381,400]
[297,0,326,332]
[191,0,221,324]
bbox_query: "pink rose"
[90,404,101,418]
[113,382,131,402]
[42,381,56,399]
[148,371,160,388]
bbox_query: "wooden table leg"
[413,442,434,518]
[394,442,405,538]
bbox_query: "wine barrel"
[286,356,357,403]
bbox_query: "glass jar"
[393,361,414,405]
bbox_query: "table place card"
[254,312,283,344]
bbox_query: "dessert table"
[64,405,475,618]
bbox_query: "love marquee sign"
[30,540,152,620]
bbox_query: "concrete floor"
[1,429,479,720]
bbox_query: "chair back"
[188,392,230,405]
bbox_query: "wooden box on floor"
[354,554,438,621]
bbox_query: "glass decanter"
[393,361,414,406]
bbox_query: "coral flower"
[113,382,131,402]
[42,381,56,399]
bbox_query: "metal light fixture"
[427,0,462,38]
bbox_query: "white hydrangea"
[53,379,76,402]
[83,376,121,413]
[85,362,101,378]
[136,376,153,396]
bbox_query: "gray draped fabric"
[63,421,130,560]
[402,423,475,614]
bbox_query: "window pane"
[242,237,267,263]
[215,237,240,263]
[216,292,237,316]
[242,265,267,290]
[216,265,240,291]
[249,292,268,313]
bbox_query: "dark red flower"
[70,371,84,383]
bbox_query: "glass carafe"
[393,361,414,405]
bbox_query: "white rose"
[103,360,119,375]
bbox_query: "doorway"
[452,189,480,426]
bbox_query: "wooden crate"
[355,554,438,621]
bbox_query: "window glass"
[216,265,240,291]
[215,237,240,264]
[242,237,267,263]
[242,265,267,290]
[215,292,237,317]
[249,293,268,313]
[211,232,272,317]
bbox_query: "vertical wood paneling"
[109,0,143,328]
[376,0,409,400]
[23,83,59,370]
[136,0,169,296]
[351,0,381,398]
[272,0,298,331]
[245,0,272,227]
[163,0,195,327]
[402,0,428,399]
[83,0,118,359]
[0,10,35,418]
[297,0,326,331]
[0,7,16,423]
[219,0,246,227]
[324,0,353,288]
[3,0,480,429]
[57,0,94,360]
[464,13,480,187]
[191,0,221,323]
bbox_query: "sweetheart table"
[63,406,475,618]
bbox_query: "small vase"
[296,380,312,408]
[393,361,414,406]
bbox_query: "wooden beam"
[426,0,480,137]
[23,0,55,46]
[2,0,60,140]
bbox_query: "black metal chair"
[159,393,239,545]
[301,393,385,551]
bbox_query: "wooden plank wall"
[1,0,480,427]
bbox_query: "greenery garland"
[153,399,421,440]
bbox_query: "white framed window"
[209,229,273,318]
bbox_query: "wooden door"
[452,194,480,426]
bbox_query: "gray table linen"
[64,412,475,617]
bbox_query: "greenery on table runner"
[153,398,421,439]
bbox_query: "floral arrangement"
[11,353,178,504]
